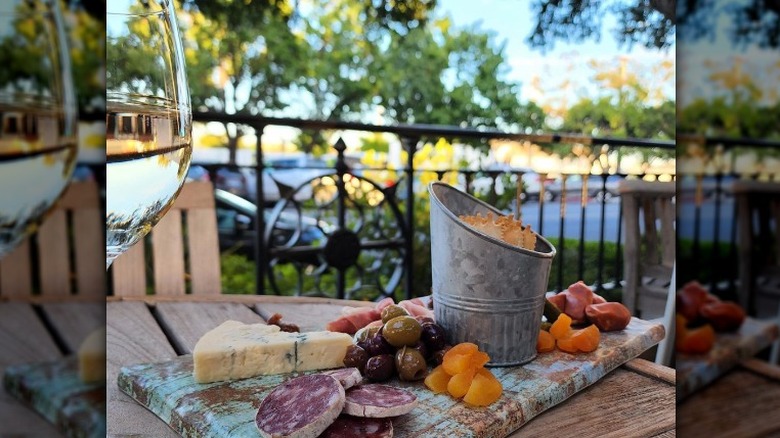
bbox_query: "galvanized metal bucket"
[428,182,556,366]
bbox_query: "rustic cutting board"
[118,318,664,438]
[676,317,780,402]
[3,357,106,438]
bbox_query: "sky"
[437,0,676,105]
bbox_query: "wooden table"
[0,298,104,436]
[678,359,780,437]
[105,294,675,438]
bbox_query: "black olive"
[421,323,447,351]
[364,354,395,382]
[343,344,369,372]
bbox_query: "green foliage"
[526,0,675,52]
[220,253,257,294]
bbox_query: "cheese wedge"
[78,326,106,383]
[193,320,353,383]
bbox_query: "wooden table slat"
[153,302,265,354]
[512,368,675,438]
[41,302,105,354]
[107,301,179,437]
[678,367,780,438]
[0,302,64,436]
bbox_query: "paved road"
[514,195,736,244]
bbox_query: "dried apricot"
[676,323,715,355]
[424,365,452,394]
[463,368,503,407]
[442,353,474,375]
[445,342,480,357]
[556,336,578,353]
[447,368,476,398]
[442,342,481,375]
[573,324,600,352]
[536,330,555,353]
[550,313,573,340]
[470,351,490,368]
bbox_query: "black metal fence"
[677,135,780,301]
[193,112,675,300]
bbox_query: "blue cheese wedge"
[193,320,353,383]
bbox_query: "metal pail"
[428,182,556,365]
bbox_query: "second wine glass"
[106,0,192,268]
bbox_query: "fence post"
[252,123,267,295]
[402,136,419,300]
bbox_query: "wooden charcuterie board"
[676,317,780,402]
[3,357,106,438]
[118,318,664,438]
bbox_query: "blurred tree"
[557,57,675,158]
[63,1,104,113]
[527,0,675,52]
[679,0,780,49]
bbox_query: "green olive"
[380,304,410,324]
[382,315,422,347]
[354,325,381,343]
[395,346,428,381]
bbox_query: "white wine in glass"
[106,0,192,268]
[0,0,77,260]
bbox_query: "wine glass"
[0,0,78,260]
[106,0,192,268]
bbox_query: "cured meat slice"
[326,316,358,335]
[320,415,393,438]
[398,300,434,320]
[343,384,418,418]
[375,297,395,313]
[320,367,363,390]
[256,374,345,438]
[343,307,381,331]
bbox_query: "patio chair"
[0,180,105,297]
[110,180,222,296]
[732,180,780,364]
[619,179,675,320]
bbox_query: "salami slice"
[343,384,418,418]
[320,367,363,389]
[256,374,345,438]
[320,415,393,438]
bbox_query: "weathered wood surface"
[0,302,104,437]
[676,317,780,401]
[117,317,664,438]
[41,302,105,353]
[516,365,675,438]
[0,302,64,436]
[678,361,780,437]
[106,302,179,437]
[4,357,105,438]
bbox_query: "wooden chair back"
[619,179,676,319]
[0,180,104,298]
[110,181,222,296]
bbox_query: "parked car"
[186,165,211,182]
[215,189,334,264]
[212,158,330,205]
[546,175,622,201]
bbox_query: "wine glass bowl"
[106,0,192,267]
[0,0,78,260]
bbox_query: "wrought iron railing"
[193,112,676,300]
[677,134,780,300]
